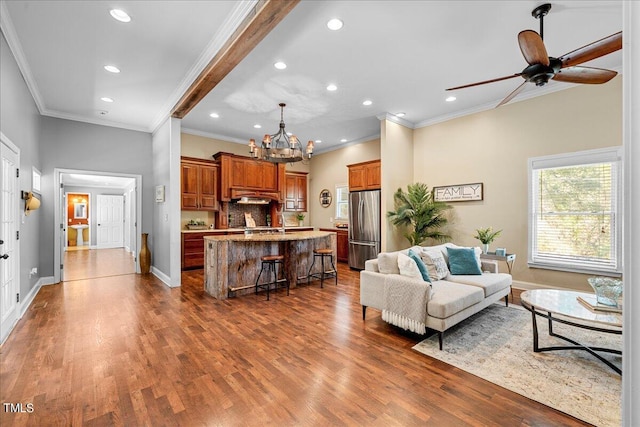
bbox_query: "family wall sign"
[433,183,483,202]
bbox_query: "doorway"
[54,169,142,283]
[1,134,20,344]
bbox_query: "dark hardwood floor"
[1,257,586,426]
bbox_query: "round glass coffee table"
[520,289,622,374]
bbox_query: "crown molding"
[0,0,46,114]
[41,110,149,134]
[181,127,247,144]
[376,112,415,128]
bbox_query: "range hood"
[236,197,270,205]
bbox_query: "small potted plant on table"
[474,227,502,254]
[295,213,305,227]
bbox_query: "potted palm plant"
[387,183,452,246]
[474,227,502,253]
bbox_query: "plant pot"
[299,220,304,227]
[482,243,489,254]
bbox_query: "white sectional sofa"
[360,243,512,349]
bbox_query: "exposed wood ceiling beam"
[171,0,300,119]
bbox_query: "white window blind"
[528,147,622,275]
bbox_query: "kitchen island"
[204,231,336,299]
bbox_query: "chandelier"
[248,103,314,163]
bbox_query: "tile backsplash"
[228,204,270,228]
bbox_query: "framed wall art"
[433,183,483,202]
[319,189,332,208]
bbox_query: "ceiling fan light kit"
[446,3,622,107]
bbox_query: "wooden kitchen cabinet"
[284,172,308,212]
[181,157,218,211]
[214,152,283,201]
[348,160,380,191]
[182,232,208,269]
[320,228,349,263]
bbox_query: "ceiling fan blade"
[496,81,528,108]
[446,73,523,91]
[558,31,622,68]
[553,66,618,84]
[518,30,550,66]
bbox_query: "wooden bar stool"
[307,248,337,288]
[255,255,289,300]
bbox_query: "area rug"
[412,303,622,427]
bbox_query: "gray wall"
[151,118,171,279]
[0,31,42,298]
[39,117,153,276]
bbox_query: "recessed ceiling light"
[446,96,457,102]
[315,140,322,143]
[209,113,219,118]
[327,18,343,31]
[274,61,287,70]
[362,100,372,106]
[104,65,120,73]
[326,84,337,91]
[254,124,262,129]
[100,97,114,103]
[340,138,348,143]
[110,9,131,23]
[396,112,406,117]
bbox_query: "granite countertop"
[182,226,314,234]
[203,230,332,242]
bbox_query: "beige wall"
[381,120,415,252]
[412,76,622,291]
[309,138,380,229]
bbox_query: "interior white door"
[96,195,124,248]
[1,139,20,343]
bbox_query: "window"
[32,167,41,194]
[335,185,349,221]
[528,147,622,275]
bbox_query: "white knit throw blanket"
[381,275,430,335]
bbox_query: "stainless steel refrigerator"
[348,189,381,270]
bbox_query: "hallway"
[63,248,135,281]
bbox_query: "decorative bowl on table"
[587,277,623,307]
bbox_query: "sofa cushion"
[397,253,423,280]
[408,249,431,282]
[419,249,449,280]
[378,252,400,274]
[427,281,485,319]
[449,273,512,297]
[447,247,482,275]
[446,243,483,269]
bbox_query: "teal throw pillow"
[447,247,482,275]
[408,249,431,282]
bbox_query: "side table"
[480,252,516,274]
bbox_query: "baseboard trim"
[18,276,55,319]
[151,267,179,288]
[511,280,566,291]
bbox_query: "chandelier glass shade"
[248,103,314,163]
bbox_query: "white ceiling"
[1,1,623,153]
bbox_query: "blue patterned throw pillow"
[446,247,482,275]
[408,249,431,282]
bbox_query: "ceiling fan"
[446,3,622,107]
